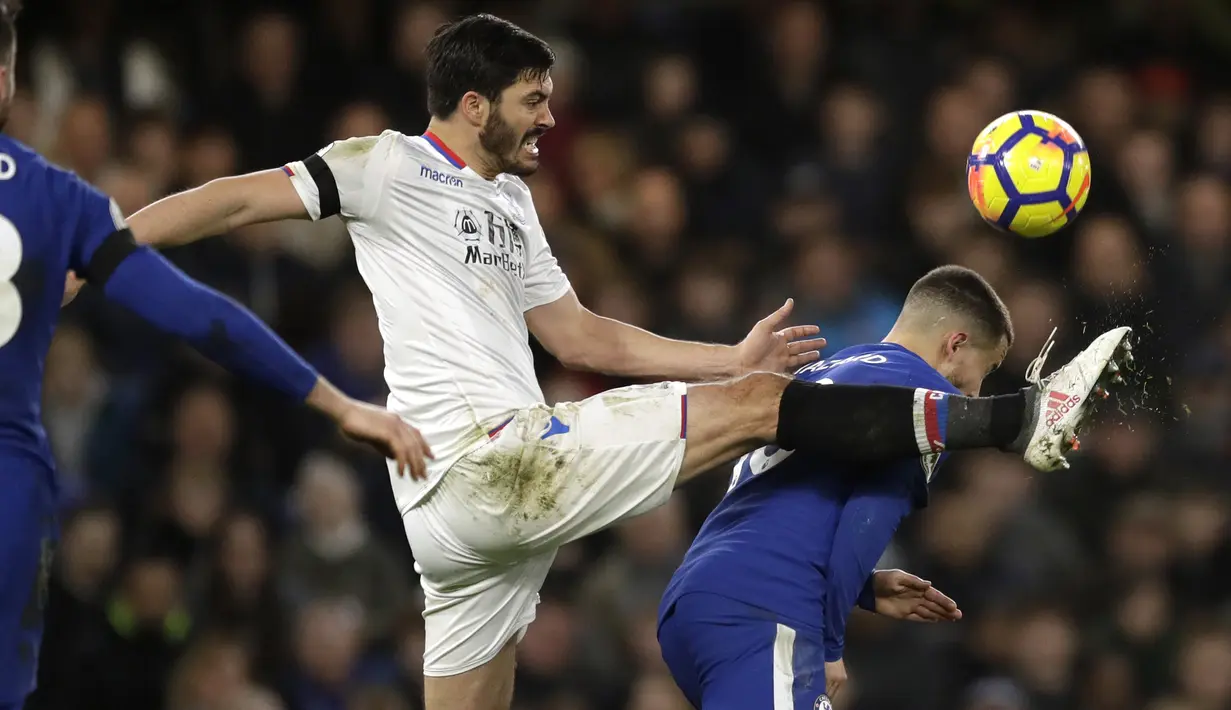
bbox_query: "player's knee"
[723,371,791,405]
[692,371,787,432]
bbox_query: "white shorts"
[403,381,689,676]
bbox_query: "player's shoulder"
[0,135,62,181]
[0,135,99,201]
[324,129,407,161]
[795,342,957,393]
[0,134,40,164]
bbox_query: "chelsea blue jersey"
[0,135,127,481]
[661,343,960,634]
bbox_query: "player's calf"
[422,639,517,710]
[679,370,1021,481]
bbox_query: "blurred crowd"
[7,0,1231,709]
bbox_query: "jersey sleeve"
[100,245,319,400]
[821,470,916,661]
[522,224,572,311]
[61,170,131,273]
[283,131,397,222]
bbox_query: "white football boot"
[1014,326,1134,471]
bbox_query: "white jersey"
[283,130,571,510]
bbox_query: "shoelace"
[1024,326,1058,387]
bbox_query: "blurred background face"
[1073,215,1147,300]
[183,128,238,187]
[294,454,360,532]
[220,514,270,594]
[56,97,112,180]
[644,55,696,121]
[243,13,300,101]
[392,1,447,72]
[172,384,236,463]
[1178,633,1231,707]
[295,602,362,685]
[60,508,120,594]
[126,558,183,624]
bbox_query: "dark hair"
[425,13,554,119]
[905,265,1014,347]
[0,0,20,64]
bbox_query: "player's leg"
[0,470,56,709]
[421,640,517,710]
[422,381,690,555]
[399,383,695,710]
[658,593,829,710]
[679,326,1134,480]
[403,478,558,710]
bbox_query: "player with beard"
[0,2,426,707]
[79,13,1135,710]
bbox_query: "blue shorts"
[658,592,831,710]
[0,464,57,705]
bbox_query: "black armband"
[304,153,340,218]
[80,228,138,288]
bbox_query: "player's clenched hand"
[871,569,962,622]
[825,658,847,701]
[336,401,434,480]
[735,299,826,375]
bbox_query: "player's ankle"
[994,390,1029,452]
[944,391,1025,452]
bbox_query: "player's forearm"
[101,245,319,401]
[305,377,357,423]
[568,313,739,381]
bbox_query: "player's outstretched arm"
[526,291,826,381]
[83,233,432,478]
[62,171,308,308]
[127,169,309,248]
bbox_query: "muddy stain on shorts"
[476,408,575,525]
[600,392,642,415]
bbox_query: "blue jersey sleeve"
[99,247,320,401]
[59,169,128,272]
[821,472,915,661]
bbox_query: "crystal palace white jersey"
[284,130,571,510]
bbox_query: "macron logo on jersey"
[420,164,464,189]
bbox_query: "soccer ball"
[966,110,1091,238]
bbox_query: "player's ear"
[459,91,489,127]
[946,332,969,356]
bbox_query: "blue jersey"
[659,343,958,696]
[0,135,127,704]
[0,136,320,705]
[0,135,126,479]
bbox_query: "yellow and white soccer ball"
[966,110,1092,238]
